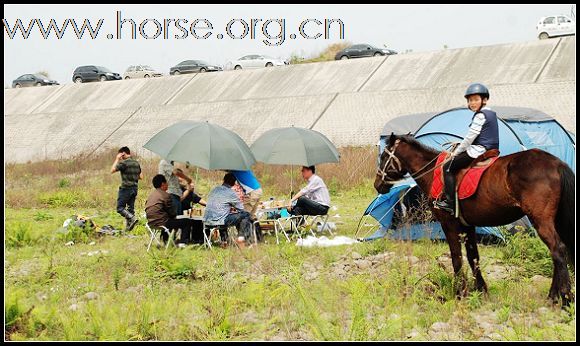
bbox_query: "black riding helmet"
[464,83,490,100]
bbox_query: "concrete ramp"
[4,37,576,163]
[4,84,63,115]
[30,75,195,114]
[5,108,137,163]
[168,57,383,104]
[313,88,465,147]
[361,39,561,92]
[536,36,576,82]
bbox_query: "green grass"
[4,161,576,340]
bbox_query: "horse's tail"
[556,163,575,267]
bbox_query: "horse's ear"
[389,133,396,146]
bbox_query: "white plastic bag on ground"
[297,235,359,247]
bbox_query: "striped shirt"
[203,184,244,225]
[116,158,141,188]
[454,107,489,158]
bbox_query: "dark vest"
[472,109,499,150]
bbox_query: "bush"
[38,191,78,208]
[33,210,53,221]
[6,222,34,248]
[500,231,552,277]
[5,292,34,339]
[58,178,70,188]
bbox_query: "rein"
[377,139,451,185]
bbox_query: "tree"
[36,70,50,78]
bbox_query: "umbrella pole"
[290,164,294,199]
[195,167,199,187]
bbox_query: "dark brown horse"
[374,134,575,306]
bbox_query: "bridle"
[377,139,404,184]
[377,138,450,185]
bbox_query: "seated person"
[230,170,263,221]
[232,181,245,205]
[145,174,196,245]
[158,159,193,216]
[288,165,330,217]
[176,180,207,244]
[203,173,254,245]
[179,179,207,212]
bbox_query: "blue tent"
[365,106,575,241]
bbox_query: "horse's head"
[374,133,409,194]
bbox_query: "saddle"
[431,149,500,201]
[456,148,499,181]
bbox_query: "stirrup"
[433,200,454,215]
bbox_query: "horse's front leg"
[442,222,468,298]
[465,227,488,292]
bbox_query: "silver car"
[123,65,163,79]
[225,54,288,70]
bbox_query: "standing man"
[158,159,193,216]
[111,146,142,231]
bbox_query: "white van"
[536,15,575,39]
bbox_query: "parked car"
[169,60,222,75]
[224,54,288,70]
[537,15,575,39]
[12,74,59,88]
[123,65,163,79]
[334,44,397,60]
[72,65,122,83]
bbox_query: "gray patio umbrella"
[250,127,340,193]
[143,120,256,170]
[251,127,340,166]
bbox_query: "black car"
[335,44,398,60]
[72,65,122,83]
[12,74,59,88]
[169,60,222,75]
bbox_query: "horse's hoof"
[547,294,560,306]
[475,281,488,293]
[560,293,574,308]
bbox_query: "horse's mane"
[397,135,440,157]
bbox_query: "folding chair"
[275,215,305,242]
[303,214,333,236]
[204,221,259,248]
[145,223,176,252]
[203,222,235,248]
[143,213,178,251]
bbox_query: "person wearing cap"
[434,83,499,215]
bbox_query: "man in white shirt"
[288,166,330,216]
